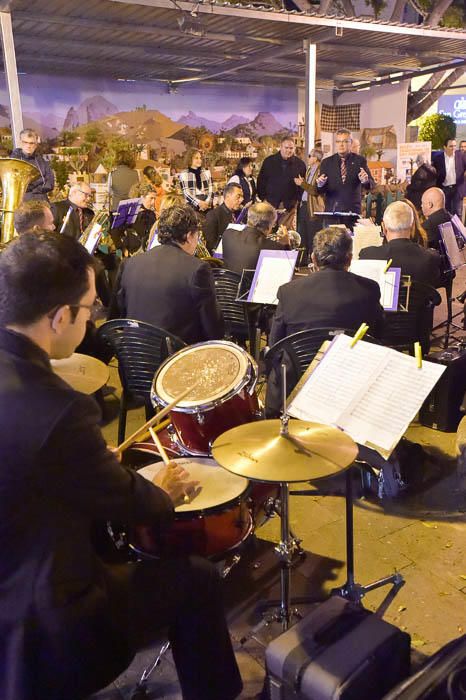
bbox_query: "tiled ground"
[89,271,466,700]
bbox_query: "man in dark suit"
[421,187,453,249]
[0,232,242,700]
[317,128,374,214]
[265,227,383,416]
[269,227,383,347]
[52,182,94,238]
[257,137,306,227]
[203,182,244,253]
[10,128,55,201]
[222,201,290,275]
[432,138,466,216]
[115,204,224,344]
[360,200,441,287]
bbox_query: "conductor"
[317,128,374,214]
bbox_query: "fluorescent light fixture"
[389,72,403,78]
[356,87,370,91]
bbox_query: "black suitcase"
[419,348,466,432]
[383,634,466,699]
[265,596,411,700]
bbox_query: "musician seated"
[359,200,441,287]
[222,201,290,275]
[265,228,383,417]
[111,183,157,254]
[203,182,244,253]
[14,199,55,234]
[0,232,242,700]
[269,227,384,347]
[114,203,224,344]
[421,187,453,249]
[52,183,94,240]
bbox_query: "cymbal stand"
[331,466,405,617]
[240,366,319,645]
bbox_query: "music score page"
[288,334,445,457]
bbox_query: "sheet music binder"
[287,333,446,458]
[111,198,141,229]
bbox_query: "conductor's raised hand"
[317,173,328,187]
[358,167,369,184]
[153,461,200,507]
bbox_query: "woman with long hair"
[227,157,257,206]
[178,148,213,213]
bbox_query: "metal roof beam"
[109,0,466,41]
[336,58,466,90]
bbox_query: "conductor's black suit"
[317,153,374,214]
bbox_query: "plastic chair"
[264,327,376,418]
[381,280,441,355]
[97,319,185,444]
[212,267,252,348]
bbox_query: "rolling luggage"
[265,595,411,700]
[383,634,466,699]
[419,348,466,432]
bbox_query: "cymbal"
[51,353,109,395]
[211,419,358,483]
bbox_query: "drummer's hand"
[153,461,200,507]
[108,446,122,462]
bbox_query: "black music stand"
[314,211,360,230]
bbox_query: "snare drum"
[151,341,261,456]
[131,457,253,560]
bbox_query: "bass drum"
[131,457,253,560]
[151,340,261,456]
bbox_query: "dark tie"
[77,207,84,233]
[340,157,347,184]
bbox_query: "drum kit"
[118,340,403,628]
[119,340,405,697]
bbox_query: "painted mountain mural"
[73,109,186,145]
[228,112,285,137]
[63,96,119,131]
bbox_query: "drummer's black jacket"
[0,327,174,700]
[114,241,224,344]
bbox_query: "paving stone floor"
[89,271,466,700]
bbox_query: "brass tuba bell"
[0,158,40,245]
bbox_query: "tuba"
[195,231,224,268]
[79,207,111,251]
[0,158,40,245]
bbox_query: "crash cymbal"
[211,419,358,483]
[51,353,109,395]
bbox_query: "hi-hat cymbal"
[211,419,358,483]
[51,353,109,395]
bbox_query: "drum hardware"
[212,365,358,639]
[195,411,206,425]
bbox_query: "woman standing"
[179,148,213,213]
[295,147,325,265]
[228,157,257,207]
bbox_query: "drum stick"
[136,417,170,445]
[148,426,170,466]
[117,383,197,452]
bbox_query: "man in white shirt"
[432,138,466,216]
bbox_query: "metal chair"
[212,267,253,350]
[97,319,185,444]
[264,327,376,418]
[381,279,441,355]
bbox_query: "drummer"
[0,231,243,700]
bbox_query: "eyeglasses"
[68,301,100,321]
[21,140,37,146]
[335,139,351,144]
[76,189,93,198]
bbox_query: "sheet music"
[249,250,297,305]
[451,214,466,243]
[288,334,389,426]
[83,223,102,255]
[352,223,383,260]
[349,259,400,311]
[288,334,446,457]
[440,222,466,269]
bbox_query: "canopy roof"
[4,0,466,91]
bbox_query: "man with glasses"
[0,232,241,700]
[317,128,374,215]
[52,183,94,239]
[10,128,55,201]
